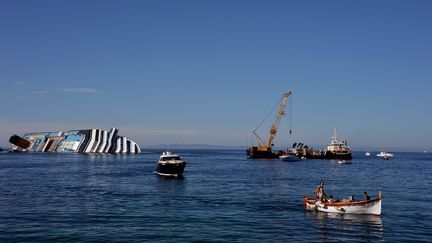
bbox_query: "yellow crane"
[252,91,292,153]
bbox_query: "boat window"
[162,156,181,161]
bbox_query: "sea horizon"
[2,142,430,153]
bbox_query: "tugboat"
[247,91,293,159]
[323,129,352,160]
[155,151,186,177]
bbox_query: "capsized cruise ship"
[9,127,141,153]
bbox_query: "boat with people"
[155,151,187,177]
[377,151,393,160]
[322,129,352,160]
[304,192,382,215]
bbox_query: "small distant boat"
[365,152,371,156]
[303,192,382,215]
[338,160,352,164]
[377,151,393,159]
[279,154,300,162]
[155,151,186,177]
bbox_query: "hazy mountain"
[144,144,245,150]
[144,143,429,152]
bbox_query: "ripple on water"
[0,151,431,241]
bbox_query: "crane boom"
[267,91,292,148]
[253,91,292,151]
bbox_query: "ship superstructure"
[322,129,352,160]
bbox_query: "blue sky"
[1,0,431,151]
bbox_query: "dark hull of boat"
[246,147,283,159]
[324,151,352,160]
[155,162,186,177]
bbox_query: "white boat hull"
[279,155,300,162]
[316,199,381,215]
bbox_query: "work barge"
[247,91,352,160]
[247,91,292,159]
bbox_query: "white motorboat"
[304,192,382,215]
[377,151,393,158]
[279,154,300,162]
[155,151,187,177]
[365,152,371,156]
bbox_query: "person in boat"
[314,181,328,201]
[364,191,370,201]
[327,194,337,203]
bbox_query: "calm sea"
[0,150,431,242]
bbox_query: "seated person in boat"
[327,194,339,203]
[314,181,328,201]
[341,195,355,203]
[364,191,370,201]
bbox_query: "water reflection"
[305,211,384,242]
[155,175,187,194]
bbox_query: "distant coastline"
[0,143,428,153]
[144,143,429,153]
[144,144,245,150]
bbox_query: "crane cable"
[253,96,284,134]
[289,95,293,134]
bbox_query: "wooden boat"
[303,192,382,215]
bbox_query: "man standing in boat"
[314,181,328,201]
